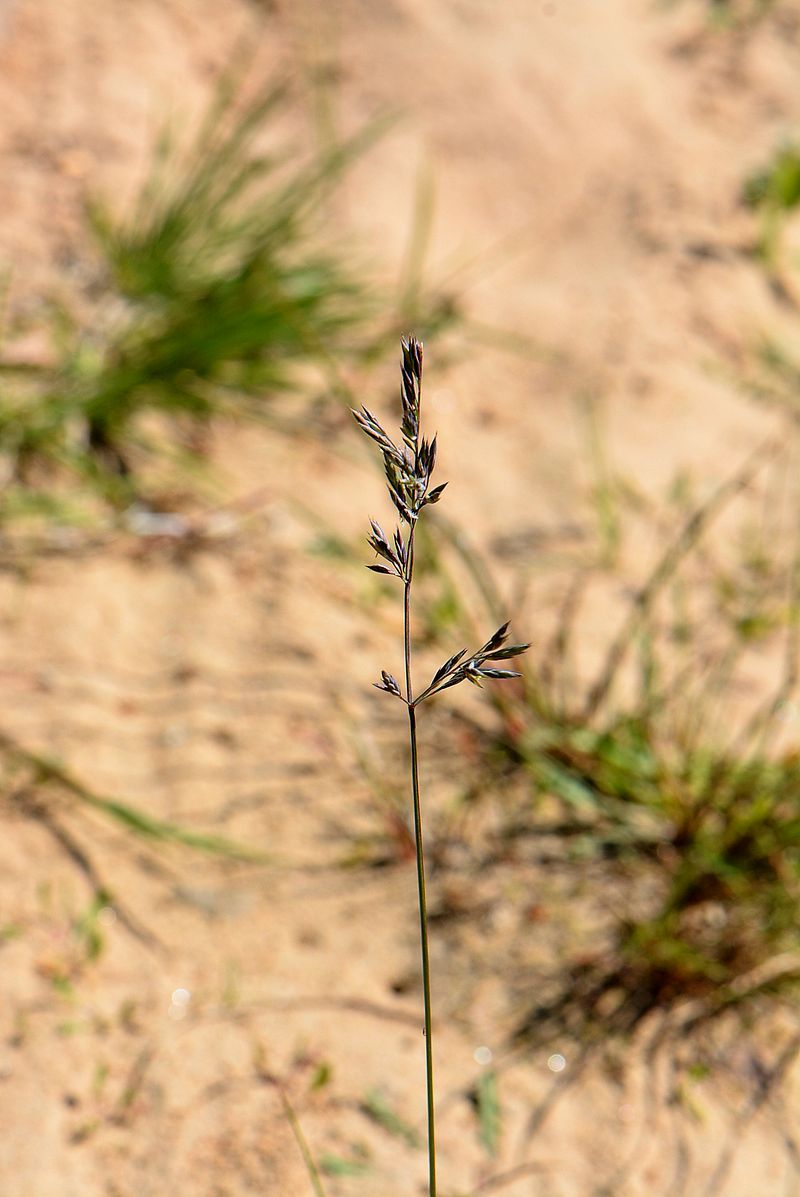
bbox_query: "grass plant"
[353,337,528,1194]
[455,437,800,1044]
[0,74,457,527]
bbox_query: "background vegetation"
[7,4,800,1194]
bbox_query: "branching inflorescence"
[353,337,529,1196]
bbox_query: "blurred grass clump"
[0,72,455,527]
[511,721,800,1037]
[507,449,800,1037]
[370,431,800,1043]
[744,139,800,271]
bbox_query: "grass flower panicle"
[353,337,528,1196]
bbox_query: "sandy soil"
[3,1,800,1195]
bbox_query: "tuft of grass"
[470,437,800,1043]
[0,72,456,527]
[511,724,800,1037]
[82,78,381,431]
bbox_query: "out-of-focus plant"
[0,75,458,526]
[476,438,800,1040]
[744,140,800,269]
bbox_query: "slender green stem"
[403,528,437,1197]
[408,703,437,1196]
[357,338,525,1194]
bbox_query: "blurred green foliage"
[390,438,800,1038]
[504,467,800,1034]
[744,143,800,214]
[744,140,800,269]
[0,73,456,525]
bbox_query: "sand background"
[3,2,800,1194]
